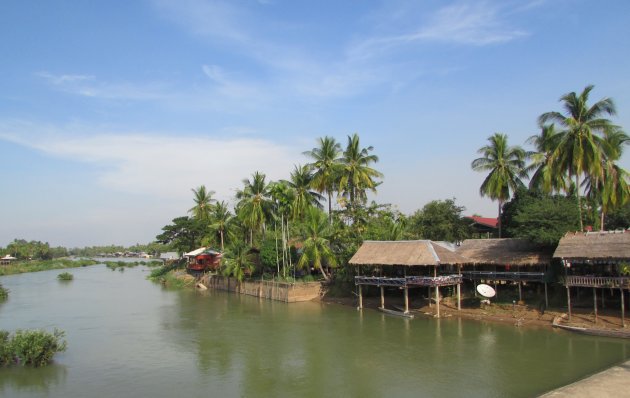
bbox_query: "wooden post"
[621,288,626,328]
[544,282,549,309]
[593,287,598,324]
[435,285,440,318]
[380,286,384,309]
[518,281,522,302]
[567,285,572,321]
[428,287,432,307]
[358,284,363,310]
[404,286,409,314]
[457,265,462,311]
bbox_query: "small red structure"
[185,247,222,272]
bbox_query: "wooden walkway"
[540,359,630,397]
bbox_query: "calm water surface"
[1,264,629,397]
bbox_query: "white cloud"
[0,122,302,206]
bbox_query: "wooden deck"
[354,275,462,287]
[460,270,546,282]
[565,276,630,289]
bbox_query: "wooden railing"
[355,275,462,287]
[459,271,546,282]
[565,276,630,288]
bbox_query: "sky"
[1,0,630,248]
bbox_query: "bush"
[0,283,8,300]
[1,329,67,367]
[57,272,73,281]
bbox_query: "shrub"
[57,272,73,281]
[0,283,8,300]
[2,329,67,367]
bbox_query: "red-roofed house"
[466,216,499,238]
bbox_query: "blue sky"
[1,0,630,247]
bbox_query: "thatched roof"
[456,238,551,266]
[348,240,468,267]
[553,231,630,261]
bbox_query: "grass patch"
[0,329,67,367]
[57,272,73,281]
[0,259,98,276]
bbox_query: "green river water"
[1,264,629,397]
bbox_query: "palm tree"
[222,242,255,283]
[539,85,617,231]
[210,201,233,251]
[471,133,528,237]
[236,172,273,245]
[268,181,295,278]
[526,124,568,193]
[188,185,215,221]
[297,207,337,282]
[338,133,383,208]
[585,128,630,229]
[304,136,342,222]
[283,164,324,221]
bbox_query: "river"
[0,264,629,397]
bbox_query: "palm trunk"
[327,191,333,224]
[600,209,606,232]
[318,263,330,282]
[498,200,503,238]
[220,230,224,251]
[274,221,280,276]
[576,174,584,231]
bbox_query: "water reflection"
[0,364,67,395]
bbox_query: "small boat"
[378,307,415,319]
[552,316,630,339]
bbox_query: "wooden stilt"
[435,285,440,318]
[380,286,384,309]
[593,287,598,324]
[428,287,432,307]
[567,285,572,321]
[457,265,461,311]
[518,281,522,302]
[404,286,409,314]
[544,282,548,309]
[358,284,363,310]
[621,288,626,328]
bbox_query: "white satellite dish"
[477,284,496,298]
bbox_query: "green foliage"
[1,329,67,367]
[222,242,255,282]
[148,261,184,282]
[406,199,471,242]
[605,202,630,230]
[155,216,209,254]
[501,189,580,247]
[259,237,279,272]
[0,283,8,300]
[104,261,140,271]
[57,272,73,281]
[3,239,67,260]
[0,258,98,276]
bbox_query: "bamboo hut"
[554,231,630,326]
[456,238,553,304]
[348,240,467,317]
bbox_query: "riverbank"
[321,294,629,332]
[0,258,99,276]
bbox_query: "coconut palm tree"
[539,85,617,231]
[585,128,630,229]
[210,201,233,251]
[236,172,273,245]
[222,242,255,283]
[297,207,337,282]
[283,164,324,221]
[526,124,568,193]
[338,133,383,209]
[471,133,528,237]
[304,136,342,222]
[188,185,215,221]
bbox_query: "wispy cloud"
[0,121,302,204]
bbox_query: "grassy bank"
[0,258,99,276]
[147,261,194,288]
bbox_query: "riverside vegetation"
[0,329,67,367]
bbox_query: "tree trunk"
[220,230,224,252]
[317,263,330,282]
[498,200,503,238]
[576,174,584,231]
[327,191,333,224]
[600,209,605,232]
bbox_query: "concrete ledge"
[540,360,630,397]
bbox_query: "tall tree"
[297,207,337,282]
[471,133,528,237]
[188,185,215,221]
[283,164,324,221]
[236,172,272,245]
[210,201,233,251]
[539,85,617,231]
[304,136,342,222]
[338,133,383,209]
[526,124,567,193]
